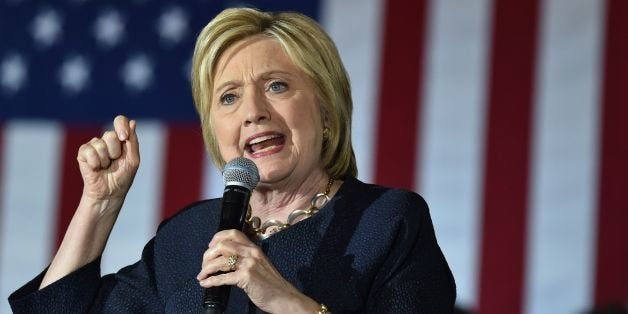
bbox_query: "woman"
[9,8,455,313]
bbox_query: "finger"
[77,141,102,170]
[208,229,253,248]
[197,255,239,281]
[88,138,113,169]
[200,241,265,280]
[125,119,140,164]
[199,271,236,288]
[101,131,122,160]
[113,115,130,141]
[202,240,239,265]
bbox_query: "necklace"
[245,178,335,240]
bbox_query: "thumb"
[124,119,140,164]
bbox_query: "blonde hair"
[191,7,357,179]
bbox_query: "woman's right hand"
[39,115,141,289]
[77,115,140,207]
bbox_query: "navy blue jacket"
[9,176,456,313]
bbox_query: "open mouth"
[245,133,286,154]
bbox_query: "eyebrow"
[213,70,298,95]
[214,80,238,96]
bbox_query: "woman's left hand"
[197,230,319,313]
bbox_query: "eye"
[268,81,288,93]
[220,93,237,105]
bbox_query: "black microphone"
[203,157,259,314]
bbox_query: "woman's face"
[210,36,325,186]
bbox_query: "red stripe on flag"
[477,1,540,313]
[594,0,628,306]
[55,126,102,250]
[374,0,427,190]
[159,124,205,220]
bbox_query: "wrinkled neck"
[250,171,329,221]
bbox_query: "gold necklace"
[245,178,335,240]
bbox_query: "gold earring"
[323,127,330,140]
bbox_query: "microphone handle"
[204,296,226,314]
[204,305,225,314]
[203,185,251,312]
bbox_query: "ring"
[226,255,239,271]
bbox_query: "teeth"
[248,134,280,145]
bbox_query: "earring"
[323,127,330,140]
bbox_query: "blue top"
[9,176,456,313]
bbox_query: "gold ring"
[226,255,239,271]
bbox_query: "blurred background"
[0,0,626,313]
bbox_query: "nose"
[243,89,270,125]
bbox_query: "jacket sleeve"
[8,238,162,313]
[366,193,457,313]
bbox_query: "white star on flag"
[1,54,28,93]
[121,54,154,92]
[94,9,125,48]
[31,9,63,47]
[58,55,90,94]
[157,7,188,45]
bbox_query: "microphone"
[203,157,259,313]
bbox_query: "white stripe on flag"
[202,153,223,200]
[321,0,384,182]
[0,122,63,313]
[525,0,604,313]
[417,0,492,309]
[101,121,166,275]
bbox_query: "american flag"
[0,0,626,313]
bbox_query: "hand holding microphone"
[202,157,259,313]
[198,158,318,314]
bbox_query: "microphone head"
[223,157,260,191]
